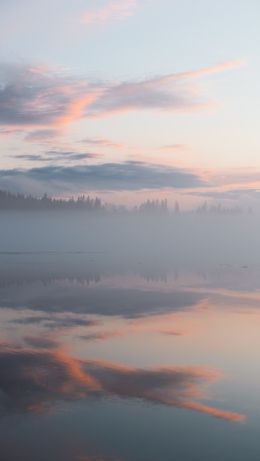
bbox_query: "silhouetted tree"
[0,190,104,212]
[138,199,169,215]
[174,201,180,214]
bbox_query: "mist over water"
[1,211,259,265]
[0,211,260,460]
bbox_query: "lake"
[0,249,259,461]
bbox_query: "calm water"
[0,253,260,461]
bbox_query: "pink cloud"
[82,0,137,25]
[159,59,245,83]
[0,59,244,132]
[79,137,123,149]
[159,144,191,152]
[86,60,245,117]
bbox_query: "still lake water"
[0,252,260,461]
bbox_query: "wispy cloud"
[190,188,260,201]
[159,328,187,337]
[159,144,191,152]
[80,331,123,342]
[82,0,137,25]
[24,129,61,142]
[0,60,243,131]
[173,59,244,81]
[13,150,99,164]
[15,314,100,330]
[87,60,244,117]
[0,63,99,129]
[79,137,123,149]
[183,169,260,203]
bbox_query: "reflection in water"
[0,255,260,460]
[0,343,244,422]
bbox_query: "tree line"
[0,190,170,214]
[0,190,103,211]
[0,190,247,215]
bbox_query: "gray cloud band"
[0,161,205,194]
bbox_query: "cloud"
[13,150,99,163]
[0,127,23,135]
[82,0,137,25]
[80,331,123,342]
[189,188,260,201]
[86,60,243,117]
[79,137,123,149]
[0,344,244,422]
[0,161,205,195]
[0,60,243,130]
[173,60,244,81]
[159,328,187,337]
[0,63,98,128]
[25,129,61,142]
[14,314,100,330]
[23,336,59,349]
[159,144,191,152]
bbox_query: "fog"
[0,210,259,268]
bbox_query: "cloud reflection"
[0,344,244,423]
[1,285,204,320]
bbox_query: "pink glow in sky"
[0,0,259,207]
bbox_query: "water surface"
[0,253,260,460]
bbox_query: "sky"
[0,0,259,208]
